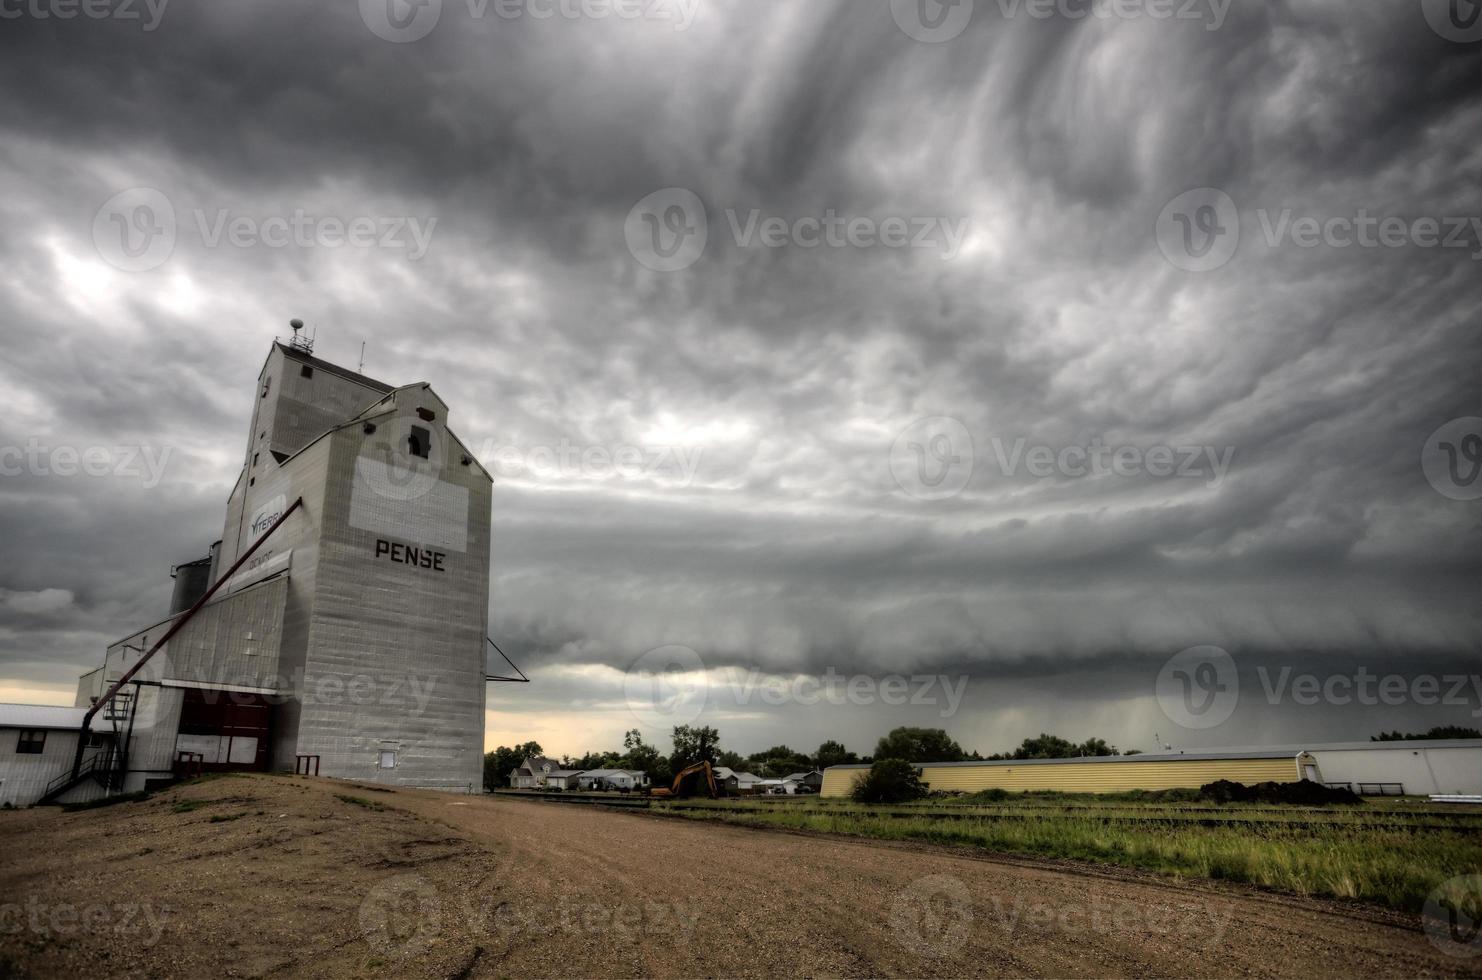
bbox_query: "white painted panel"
[227,549,291,593]
[246,493,289,542]
[348,459,469,553]
[176,733,222,763]
[227,736,258,764]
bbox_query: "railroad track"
[494,791,1482,832]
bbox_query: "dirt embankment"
[0,774,1467,978]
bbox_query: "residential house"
[712,767,765,795]
[508,755,562,789]
[784,770,824,792]
[540,770,585,791]
[575,769,649,792]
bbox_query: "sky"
[0,0,1479,762]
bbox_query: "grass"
[172,800,209,813]
[60,790,151,812]
[654,795,1482,913]
[208,813,245,823]
[335,794,386,812]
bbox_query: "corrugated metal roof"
[822,739,1482,771]
[0,703,87,730]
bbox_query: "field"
[508,789,1482,914]
[0,775,1475,978]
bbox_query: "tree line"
[481,726,1144,792]
[484,722,1482,791]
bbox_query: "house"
[540,770,585,791]
[508,755,562,789]
[785,770,824,792]
[756,777,799,795]
[575,769,649,792]
[712,767,765,795]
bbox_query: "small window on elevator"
[408,425,431,459]
[300,365,313,379]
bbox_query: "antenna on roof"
[287,318,315,355]
[359,340,366,374]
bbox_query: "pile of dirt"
[1200,778,1364,805]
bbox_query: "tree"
[1373,726,1482,741]
[984,734,1122,761]
[619,729,670,786]
[715,750,747,770]
[747,745,814,777]
[669,724,721,771]
[483,740,543,791]
[873,727,971,763]
[815,740,859,770]
[570,750,619,771]
[851,758,928,804]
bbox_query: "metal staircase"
[39,736,122,804]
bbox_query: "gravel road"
[0,774,1466,978]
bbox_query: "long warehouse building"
[819,739,1482,797]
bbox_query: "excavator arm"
[649,761,718,799]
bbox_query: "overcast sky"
[0,0,1479,761]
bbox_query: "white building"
[0,705,109,807]
[1300,740,1482,796]
[575,769,649,791]
[7,328,494,807]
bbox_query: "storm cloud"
[0,0,1478,757]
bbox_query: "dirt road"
[0,775,1465,977]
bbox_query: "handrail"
[68,496,304,782]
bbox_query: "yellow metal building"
[820,750,1306,797]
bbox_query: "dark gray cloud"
[1,0,1479,756]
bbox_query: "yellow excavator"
[649,761,719,799]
